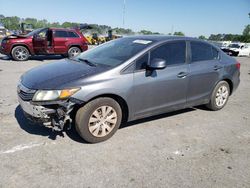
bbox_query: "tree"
[198,35,206,40]
[208,34,223,41]
[139,30,153,35]
[243,25,250,36]
[173,31,185,36]
[1,16,20,30]
[62,22,73,28]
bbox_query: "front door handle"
[177,72,188,78]
[214,65,223,71]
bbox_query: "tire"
[206,81,230,111]
[11,46,30,61]
[68,47,81,58]
[61,54,68,58]
[75,97,122,143]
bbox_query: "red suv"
[0,28,88,61]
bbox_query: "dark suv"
[0,28,88,61]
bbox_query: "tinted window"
[191,42,219,62]
[68,31,79,38]
[54,30,68,38]
[136,53,148,70]
[150,41,186,65]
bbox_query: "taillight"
[236,61,240,70]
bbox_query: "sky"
[0,0,249,37]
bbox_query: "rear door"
[187,41,222,106]
[33,28,48,54]
[53,30,68,54]
[132,41,190,119]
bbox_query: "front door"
[33,28,48,54]
[132,41,189,119]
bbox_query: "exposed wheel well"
[75,94,129,123]
[223,79,233,95]
[68,45,82,52]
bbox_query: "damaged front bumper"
[18,95,80,131]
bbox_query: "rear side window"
[68,31,79,38]
[191,41,219,62]
[150,41,186,66]
[54,30,68,38]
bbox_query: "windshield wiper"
[78,58,97,67]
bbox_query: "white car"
[238,45,250,57]
[223,43,250,57]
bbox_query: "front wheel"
[68,47,81,58]
[75,97,122,143]
[206,81,230,111]
[11,46,30,61]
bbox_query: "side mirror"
[33,33,38,39]
[148,58,167,70]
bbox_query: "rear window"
[191,41,219,62]
[54,30,68,38]
[68,31,79,38]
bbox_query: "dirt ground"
[0,54,249,188]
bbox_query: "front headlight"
[32,88,80,102]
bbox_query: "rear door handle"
[177,72,188,78]
[214,65,223,71]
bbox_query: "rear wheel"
[75,97,122,143]
[206,81,230,111]
[11,46,30,61]
[68,47,81,58]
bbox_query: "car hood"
[21,59,110,90]
[4,34,28,39]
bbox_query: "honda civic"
[17,36,240,143]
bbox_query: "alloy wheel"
[215,85,229,107]
[14,47,29,61]
[68,47,81,58]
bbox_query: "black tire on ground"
[61,54,68,58]
[75,97,122,143]
[67,47,81,58]
[206,81,230,111]
[11,46,30,61]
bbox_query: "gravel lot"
[0,54,249,188]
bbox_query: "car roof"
[123,35,221,49]
[124,35,197,42]
[49,27,77,32]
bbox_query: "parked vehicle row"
[17,36,240,143]
[0,27,88,61]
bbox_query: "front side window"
[191,41,219,62]
[54,30,68,38]
[37,29,48,38]
[135,53,148,70]
[150,41,186,66]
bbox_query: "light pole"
[123,0,126,28]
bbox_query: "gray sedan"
[17,36,240,143]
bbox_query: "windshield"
[24,28,45,37]
[76,37,155,67]
[229,44,240,49]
